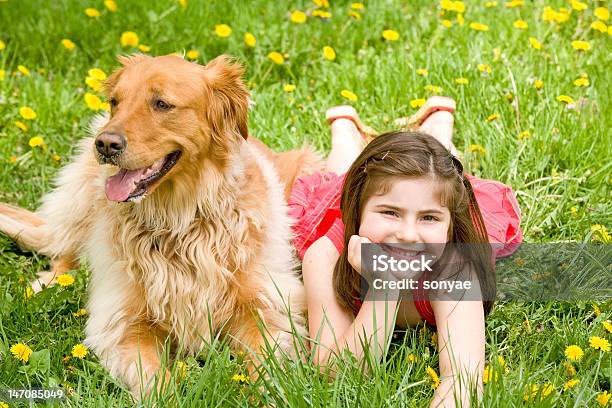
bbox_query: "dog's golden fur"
[0,54,322,397]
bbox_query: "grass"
[0,0,610,406]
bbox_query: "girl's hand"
[347,234,371,275]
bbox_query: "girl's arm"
[302,236,399,366]
[429,299,485,408]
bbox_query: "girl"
[288,97,522,407]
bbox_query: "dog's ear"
[103,54,151,96]
[202,55,249,140]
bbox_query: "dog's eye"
[154,99,174,111]
[109,97,118,108]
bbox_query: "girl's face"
[359,176,451,258]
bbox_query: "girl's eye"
[422,215,439,222]
[381,210,398,217]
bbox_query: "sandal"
[326,105,378,143]
[394,96,456,129]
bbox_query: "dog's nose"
[95,132,126,158]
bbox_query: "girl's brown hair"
[333,131,495,315]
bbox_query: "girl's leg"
[418,110,458,156]
[325,119,365,174]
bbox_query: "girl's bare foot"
[418,110,458,156]
[326,118,366,174]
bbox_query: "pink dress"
[288,172,523,326]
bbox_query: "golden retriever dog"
[0,54,321,397]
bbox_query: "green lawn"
[0,0,610,406]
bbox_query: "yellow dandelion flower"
[61,39,76,50]
[513,20,528,29]
[591,21,608,33]
[186,50,199,60]
[19,106,37,120]
[176,360,188,380]
[452,1,465,13]
[505,0,523,8]
[349,10,362,20]
[28,136,44,148]
[564,345,584,361]
[73,308,88,317]
[424,84,442,93]
[408,354,418,362]
[215,24,232,37]
[244,32,256,47]
[138,44,151,53]
[469,144,486,155]
[477,63,492,74]
[541,383,554,398]
[283,84,296,92]
[440,0,453,11]
[593,303,602,316]
[529,37,542,50]
[10,342,33,363]
[24,287,34,299]
[574,77,589,87]
[595,7,610,21]
[571,40,591,51]
[591,225,611,243]
[0,40,5,50]
[590,336,610,352]
[603,321,612,334]
[486,113,499,122]
[410,98,426,108]
[290,10,307,24]
[470,22,489,31]
[177,0,187,9]
[323,46,336,61]
[351,2,365,10]
[425,366,440,389]
[88,68,107,81]
[18,65,31,76]
[15,121,28,131]
[455,77,468,84]
[533,79,544,90]
[57,273,75,287]
[524,384,540,401]
[597,391,611,407]
[84,93,104,111]
[483,365,492,384]
[0,69,4,81]
[542,7,556,22]
[557,95,574,104]
[71,343,88,359]
[518,130,530,140]
[231,373,248,383]
[341,89,358,101]
[267,52,285,65]
[441,19,453,28]
[416,68,428,77]
[84,8,101,17]
[457,14,465,26]
[485,1,498,7]
[382,29,400,41]
[104,0,117,12]
[313,0,330,7]
[564,379,579,391]
[571,0,587,11]
[120,31,139,47]
[312,10,332,19]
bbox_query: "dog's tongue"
[105,168,147,202]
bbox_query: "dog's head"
[96,54,249,203]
